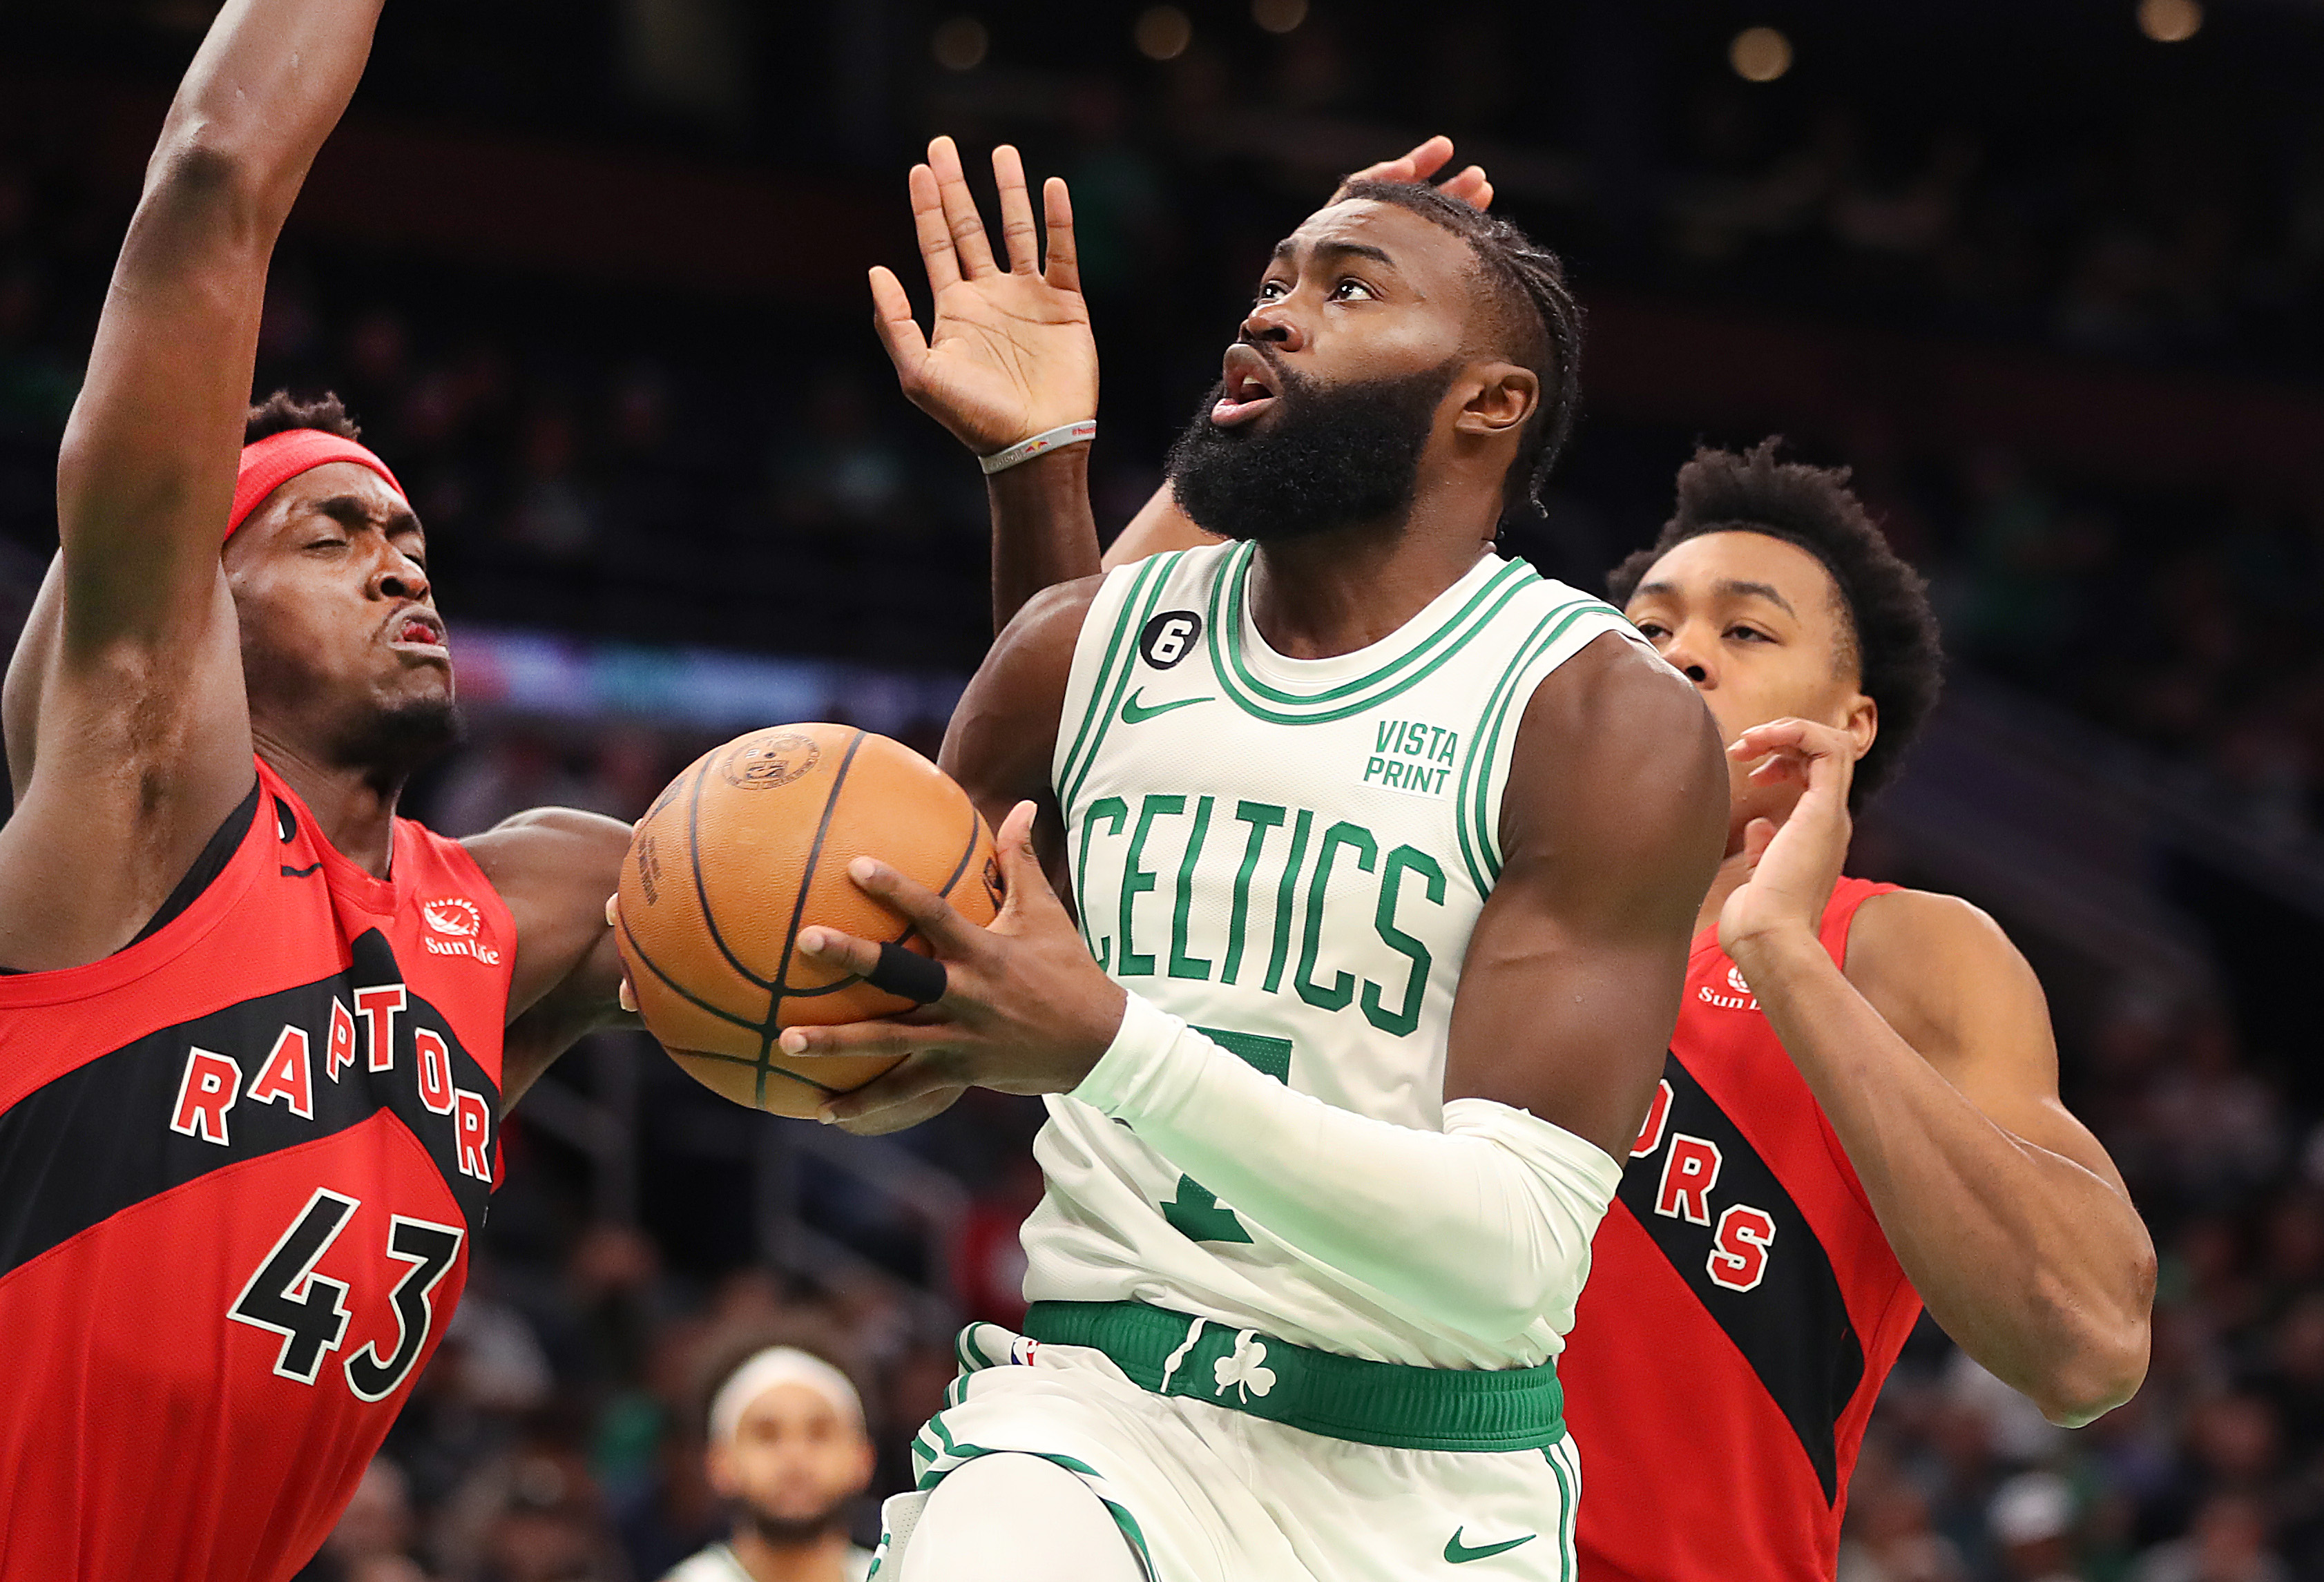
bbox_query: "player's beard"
[741,1490,853,1550]
[329,696,463,789]
[1164,354,1460,544]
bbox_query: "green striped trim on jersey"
[1023,1301,1564,1454]
[1205,541,1544,726]
[906,1406,1159,1582]
[1450,595,1627,896]
[1056,551,1182,816]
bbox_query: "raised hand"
[869,137,1097,457]
[776,800,1128,1134]
[1336,134,1495,210]
[1716,718,1861,963]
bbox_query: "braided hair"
[1334,180,1584,515]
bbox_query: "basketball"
[613,723,1003,1117]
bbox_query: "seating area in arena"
[6,2,2324,1579]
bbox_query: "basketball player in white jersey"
[767,140,1730,1581]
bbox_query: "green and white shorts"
[874,1302,1581,1582]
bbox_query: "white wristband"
[979,420,1096,475]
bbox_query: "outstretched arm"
[1719,719,2155,1425]
[869,137,1099,630]
[0,0,386,972]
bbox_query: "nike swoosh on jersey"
[1119,688,1213,724]
[1444,1529,1537,1564]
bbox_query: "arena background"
[6,1,2324,1576]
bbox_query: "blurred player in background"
[664,1347,879,1582]
[773,138,1728,1581]
[0,1,632,1575]
[1077,147,2157,1582]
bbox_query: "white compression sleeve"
[1073,994,1624,1344]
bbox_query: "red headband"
[226,429,407,541]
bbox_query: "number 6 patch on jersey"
[1160,1027,1291,1245]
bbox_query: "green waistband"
[1021,1300,1564,1454]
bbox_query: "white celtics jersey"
[1022,539,1650,1371]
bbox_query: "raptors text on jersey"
[0,758,514,1582]
[1562,877,1925,1582]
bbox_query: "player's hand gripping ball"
[613,724,1003,1117]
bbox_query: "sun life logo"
[421,896,500,965]
[1698,960,1758,1012]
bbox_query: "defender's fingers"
[1440,164,1492,209]
[820,1058,968,1127]
[868,266,930,368]
[928,135,999,278]
[992,145,1040,274]
[1041,177,1081,294]
[1347,135,1451,186]
[1741,817,1780,863]
[1728,718,1823,755]
[907,163,963,293]
[1402,134,1457,180]
[842,856,987,954]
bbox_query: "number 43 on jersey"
[229,1187,463,1401]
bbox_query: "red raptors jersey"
[0,758,512,1582]
[1564,878,1924,1582]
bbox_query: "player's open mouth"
[1212,344,1280,428]
[390,610,449,654]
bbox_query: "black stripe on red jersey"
[0,927,496,1284]
[1615,1051,1865,1503]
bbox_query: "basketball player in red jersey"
[881,140,2155,1582]
[1564,445,2153,1582]
[0,2,630,1576]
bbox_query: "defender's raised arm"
[0,0,387,972]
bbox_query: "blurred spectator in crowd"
[662,1346,877,1582]
[2131,1494,2290,1582]
[300,1458,432,1582]
[439,1431,628,1582]
[1989,1472,2080,1582]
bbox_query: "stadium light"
[1137,6,1194,60]
[932,16,989,70]
[2137,0,2202,41]
[1254,0,1309,34]
[1729,26,1793,83]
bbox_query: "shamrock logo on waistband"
[1214,1332,1276,1402]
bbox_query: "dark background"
[6,1,2324,1579]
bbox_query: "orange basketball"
[613,724,1002,1117]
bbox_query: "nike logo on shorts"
[1444,1527,1536,1564]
